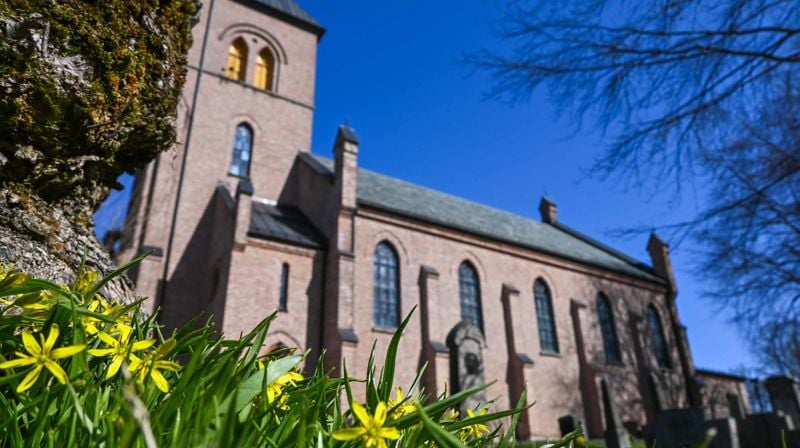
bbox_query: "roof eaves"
[549,221,665,284]
[695,368,749,382]
[356,199,662,284]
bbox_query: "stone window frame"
[218,24,287,93]
[254,47,276,91]
[596,292,622,364]
[534,278,559,354]
[278,262,289,312]
[229,122,254,178]
[646,304,672,369]
[372,241,401,330]
[225,37,248,82]
[458,261,484,333]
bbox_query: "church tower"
[117,0,323,328]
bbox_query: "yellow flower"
[0,263,29,292]
[71,269,100,296]
[83,298,130,335]
[443,409,459,421]
[458,408,489,441]
[0,324,86,393]
[0,290,54,311]
[265,370,303,408]
[387,387,416,418]
[87,324,155,379]
[332,401,400,448]
[129,339,181,393]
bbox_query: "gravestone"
[646,408,709,448]
[601,379,632,448]
[558,414,585,436]
[706,418,739,448]
[446,321,486,414]
[739,412,794,448]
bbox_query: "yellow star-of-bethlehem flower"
[87,324,155,379]
[83,298,130,335]
[332,401,400,448]
[458,408,489,441]
[129,339,181,393]
[0,324,86,393]
[387,387,416,418]
[266,371,303,408]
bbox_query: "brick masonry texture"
[116,0,731,440]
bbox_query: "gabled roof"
[306,154,664,284]
[249,201,326,249]
[245,0,324,36]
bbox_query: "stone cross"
[446,321,486,414]
[601,378,632,448]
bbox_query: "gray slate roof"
[308,154,663,284]
[249,202,325,249]
[248,0,322,31]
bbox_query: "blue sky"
[95,0,755,374]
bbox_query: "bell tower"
[117,0,323,322]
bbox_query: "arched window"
[647,305,671,368]
[597,293,622,363]
[373,242,400,328]
[254,48,275,91]
[458,261,483,331]
[226,38,248,81]
[534,279,559,353]
[278,263,289,312]
[230,123,252,177]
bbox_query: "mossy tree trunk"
[0,0,199,299]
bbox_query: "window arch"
[226,38,248,81]
[458,261,483,331]
[230,123,253,177]
[373,242,400,328]
[647,305,671,368]
[254,48,275,91]
[534,279,559,353]
[597,293,622,363]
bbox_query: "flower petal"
[331,428,367,441]
[21,332,41,356]
[51,344,86,359]
[377,426,400,440]
[44,360,68,384]
[131,339,155,352]
[97,332,118,348]
[87,348,115,357]
[150,369,170,393]
[374,402,387,426]
[107,355,124,379]
[0,356,37,369]
[17,365,43,392]
[44,324,59,352]
[351,402,370,427]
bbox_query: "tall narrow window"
[230,123,252,177]
[534,279,559,353]
[254,48,275,91]
[458,262,483,331]
[597,293,622,363]
[278,263,289,312]
[647,305,671,368]
[373,242,400,328]
[226,38,247,81]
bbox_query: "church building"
[118,0,708,439]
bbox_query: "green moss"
[0,0,198,212]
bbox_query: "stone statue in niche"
[446,321,486,414]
